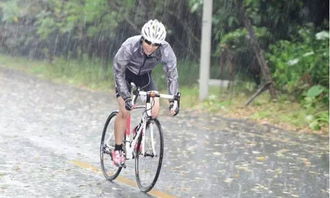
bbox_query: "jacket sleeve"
[113,45,131,99]
[161,44,179,96]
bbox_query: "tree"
[236,0,276,99]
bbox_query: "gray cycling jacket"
[113,35,179,99]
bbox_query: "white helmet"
[141,19,167,44]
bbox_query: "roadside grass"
[0,54,114,90]
[195,86,328,134]
[0,54,328,134]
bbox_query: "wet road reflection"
[0,66,328,198]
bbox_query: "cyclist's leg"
[139,72,159,119]
[114,77,132,147]
[151,98,159,119]
[114,96,129,145]
[112,96,129,166]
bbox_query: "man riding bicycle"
[112,19,180,166]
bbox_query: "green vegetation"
[0,54,114,90]
[0,0,328,134]
[0,54,327,134]
[266,28,329,131]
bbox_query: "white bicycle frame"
[124,90,175,160]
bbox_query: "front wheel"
[100,111,122,181]
[135,119,164,192]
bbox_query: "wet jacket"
[113,35,179,100]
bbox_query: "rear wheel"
[135,119,164,192]
[100,111,122,181]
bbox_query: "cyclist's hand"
[169,100,179,116]
[124,97,133,111]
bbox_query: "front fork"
[142,119,157,157]
[124,113,157,159]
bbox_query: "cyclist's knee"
[117,97,130,119]
[151,99,160,119]
[118,109,130,119]
[151,112,159,119]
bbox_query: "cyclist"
[112,19,180,166]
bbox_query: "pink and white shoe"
[111,150,126,167]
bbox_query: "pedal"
[103,145,112,155]
[144,152,155,157]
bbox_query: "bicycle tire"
[100,111,122,181]
[135,118,164,192]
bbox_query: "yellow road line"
[69,160,177,198]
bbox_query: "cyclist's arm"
[113,46,131,100]
[160,43,179,96]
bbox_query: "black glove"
[169,100,179,116]
[124,97,133,111]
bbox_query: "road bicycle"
[100,85,180,192]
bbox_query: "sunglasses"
[144,39,161,47]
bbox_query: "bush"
[266,27,329,130]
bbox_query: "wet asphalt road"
[0,66,329,198]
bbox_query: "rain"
[0,0,329,197]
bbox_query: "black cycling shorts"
[115,69,157,98]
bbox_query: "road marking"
[70,160,177,198]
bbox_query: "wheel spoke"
[135,119,164,192]
[100,111,122,181]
